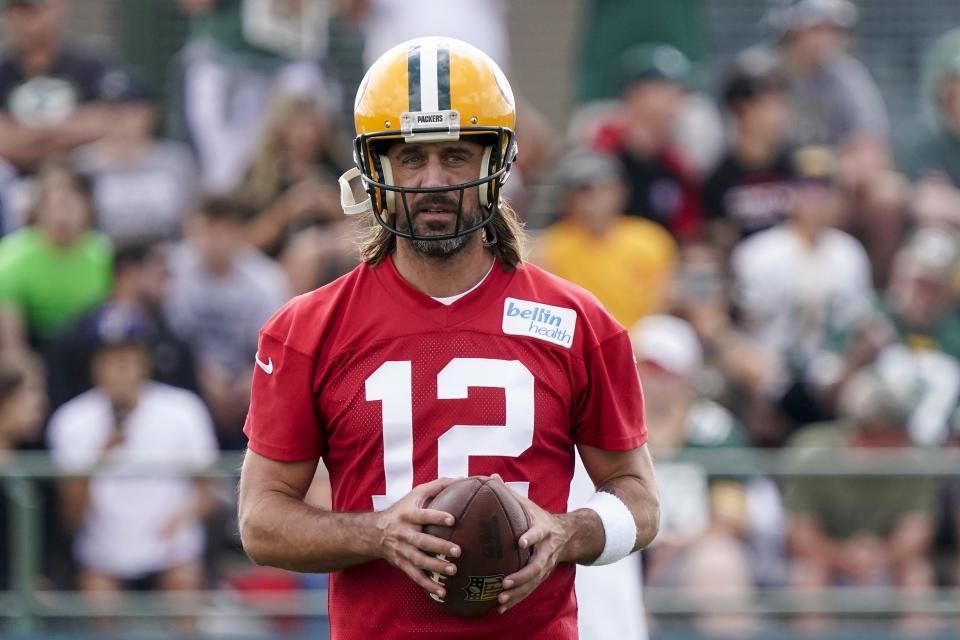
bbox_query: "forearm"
[886,513,933,567]
[557,509,604,564]
[239,490,381,572]
[42,107,115,151]
[244,205,290,250]
[0,128,48,166]
[560,474,660,565]
[58,479,90,535]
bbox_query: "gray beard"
[409,232,471,258]
[400,204,482,258]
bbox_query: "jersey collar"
[374,253,515,327]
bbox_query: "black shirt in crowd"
[703,148,794,239]
[0,45,115,124]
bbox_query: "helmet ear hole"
[479,145,496,208]
[379,155,397,215]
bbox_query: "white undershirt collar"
[430,260,496,306]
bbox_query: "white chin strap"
[338,167,373,216]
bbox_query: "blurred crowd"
[2,0,960,635]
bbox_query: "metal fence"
[3,448,960,639]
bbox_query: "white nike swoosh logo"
[255,353,274,375]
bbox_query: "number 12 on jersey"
[366,358,534,510]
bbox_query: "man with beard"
[237,37,660,639]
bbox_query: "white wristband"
[581,491,637,566]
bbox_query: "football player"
[238,37,659,639]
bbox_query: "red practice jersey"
[243,256,647,640]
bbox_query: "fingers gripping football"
[497,488,571,613]
[374,477,462,597]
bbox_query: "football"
[422,476,531,617]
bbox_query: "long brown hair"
[235,93,331,209]
[0,353,44,413]
[358,198,527,268]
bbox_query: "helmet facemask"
[348,126,515,250]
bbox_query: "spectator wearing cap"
[46,306,218,606]
[46,242,198,410]
[73,74,199,248]
[532,147,676,329]
[732,146,872,373]
[730,145,874,440]
[804,229,960,614]
[590,44,702,240]
[763,0,886,154]
[634,313,750,462]
[570,0,725,177]
[164,196,291,448]
[704,50,795,248]
[896,28,960,230]
[632,314,770,636]
[810,228,960,446]
[883,229,960,360]
[0,0,123,171]
[0,160,112,352]
[761,0,905,285]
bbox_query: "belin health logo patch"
[502,297,577,348]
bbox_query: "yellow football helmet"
[339,36,517,241]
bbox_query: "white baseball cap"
[630,315,703,380]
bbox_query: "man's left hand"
[494,478,573,614]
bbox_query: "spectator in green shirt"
[0,161,112,350]
[896,27,960,230]
[897,27,960,187]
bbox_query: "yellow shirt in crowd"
[536,217,677,329]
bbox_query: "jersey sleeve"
[243,330,325,461]
[571,330,647,450]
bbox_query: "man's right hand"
[373,477,462,598]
